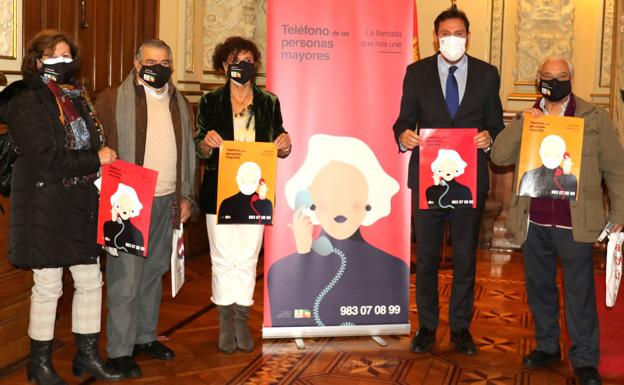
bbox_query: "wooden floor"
[2,247,624,385]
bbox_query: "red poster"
[418,128,478,209]
[97,160,158,257]
[264,0,415,336]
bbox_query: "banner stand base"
[263,323,410,339]
[371,335,388,346]
[294,338,305,350]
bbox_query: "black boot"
[217,305,236,353]
[26,339,66,385]
[72,333,123,381]
[233,304,254,352]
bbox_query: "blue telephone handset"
[294,189,333,256]
[294,190,353,327]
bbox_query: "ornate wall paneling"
[489,0,504,73]
[507,0,575,104]
[202,0,266,87]
[590,0,615,109]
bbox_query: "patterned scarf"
[43,77,102,150]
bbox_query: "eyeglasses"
[539,72,571,81]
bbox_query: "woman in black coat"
[6,30,121,384]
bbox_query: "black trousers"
[522,223,599,369]
[413,192,486,331]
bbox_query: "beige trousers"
[206,214,264,306]
[29,261,103,341]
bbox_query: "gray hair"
[537,55,574,77]
[135,38,173,64]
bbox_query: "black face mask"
[139,64,172,89]
[40,60,79,84]
[228,61,256,86]
[539,78,571,102]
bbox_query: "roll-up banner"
[264,0,417,338]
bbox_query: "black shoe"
[575,367,602,385]
[450,329,477,356]
[107,356,142,379]
[72,333,123,381]
[409,327,435,353]
[522,349,561,368]
[26,339,67,385]
[133,340,175,361]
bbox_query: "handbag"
[0,131,18,197]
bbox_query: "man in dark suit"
[393,6,504,355]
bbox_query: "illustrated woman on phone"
[267,134,409,327]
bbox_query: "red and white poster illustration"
[264,0,416,338]
[418,128,477,210]
[97,160,158,257]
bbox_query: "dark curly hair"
[211,36,261,72]
[22,30,79,77]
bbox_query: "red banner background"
[264,0,416,329]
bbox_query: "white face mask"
[439,36,466,62]
[42,56,73,65]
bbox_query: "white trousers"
[29,261,103,341]
[206,214,264,306]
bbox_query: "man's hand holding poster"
[97,160,158,257]
[217,141,278,225]
[418,128,478,210]
[516,114,584,200]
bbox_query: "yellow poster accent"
[516,113,584,200]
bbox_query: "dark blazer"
[7,75,101,269]
[195,82,286,214]
[392,54,504,196]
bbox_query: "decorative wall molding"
[514,0,575,81]
[253,0,267,72]
[0,0,16,59]
[601,0,615,87]
[184,0,195,73]
[489,0,504,72]
[202,0,255,71]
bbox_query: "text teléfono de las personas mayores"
[281,24,334,61]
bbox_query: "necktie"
[446,65,459,119]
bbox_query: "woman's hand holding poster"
[97,160,158,257]
[516,113,584,200]
[418,128,478,210]
[216,141,278,225]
